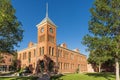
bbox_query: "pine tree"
[83,0,120,80]
[0,0,23,53]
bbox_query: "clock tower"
[36,4,57,60]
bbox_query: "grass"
[0,72,15,76]
[0,76,38,80]
[50,73,115,80]
[0,73,115,80]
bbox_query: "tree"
[36,55,55,77]
[11,53,21,71]
[88,49,111,72]
[0,0,23,53]
[0,54,4,63]
[83,35,112,72]
[88,50,103,72]
[36,59,44,74]
[82,0,120,80]
[44,55,55,73]
[11,53,17,71]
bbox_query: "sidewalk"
[37,74,50,80]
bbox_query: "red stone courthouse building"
[0,53,13,72]
[17,6,87,73]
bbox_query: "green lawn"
[0,76,38,80]
[0,73,116,80]
[51,73,115,80]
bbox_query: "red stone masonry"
[17,11,87,73]
[0,53,13,71]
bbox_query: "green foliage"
[48,60,54,72]
[82,0,120,79]
[0,55,3,63]
[19,68,24,73]
[36,56,55,74]
[0,0,23,53]
[83,0,120,66]
[36,60,44,74]
[51,73,115,80]
[11,53,18,71]
[40,60,44,72]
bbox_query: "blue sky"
[12,0,94,57]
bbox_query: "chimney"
[28,42,34,48]
[74,48,80,53]
[60,43,67,48]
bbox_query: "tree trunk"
[115,57,119,80]
[98,63,101,73]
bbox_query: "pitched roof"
[36,16,57,27]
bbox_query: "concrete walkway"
[37,74,50,80]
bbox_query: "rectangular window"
[23,53,24,60]
[63,51,65,58]
[40,48,41,55]
[34,63,35,68]
[65,63,66,69]
[23,52,26,60]
[58,50,59,57]
[28,52,31,63]
[60,50,62,57]
[64,63,65,69]
[19,54,21,60]
[66,63,68,69]
[9,58,12,62]
[61,63,62,69]
[58,62,60,69]
[58,50,62,57]
[42,47,44,55]
[52,47,54,56]
[71,54,74,60]
[34,49,36,57]
[67,63,69,69]
[49,47,51,55]
[78,64,80,70]
[73,64,74,69]
[66,53,68,59]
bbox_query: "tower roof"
[36,3,56,28]
[36,16,56,27]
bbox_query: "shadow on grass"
[16,77,38,80]
[50,74,65,80]
[0,76,38,80]
[0,72,15,76]
[85,72,115,80]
